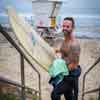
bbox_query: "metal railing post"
[98,86,100,100]
[38,74,41,100]
[20,54,26,100]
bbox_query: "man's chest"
[61,41,80,56]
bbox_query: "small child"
[48,50,69,87]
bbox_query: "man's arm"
[68,40,81,70]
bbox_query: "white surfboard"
[7,7,55,71]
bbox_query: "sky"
[0,0,100,15]
[0,0,100,23]
[60,0,100,15]
[0,0,32,13]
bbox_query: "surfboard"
[7,7,55,71]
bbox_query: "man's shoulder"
[72,38,80,47]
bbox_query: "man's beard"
[63,30,72,36]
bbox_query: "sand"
[0,32,100,100]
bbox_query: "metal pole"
[20,54,26,100]
[98,86,100,100]
[38,74,41,100]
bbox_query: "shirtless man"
[60,17,81,100]
[51,17,81,100]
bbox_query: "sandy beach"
[0,32,100,100]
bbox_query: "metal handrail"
[0,76,39,93]
[0,24,41,100]
[83,87,100,95]
[82,56,100,100]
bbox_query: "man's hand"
[68,63,78,71]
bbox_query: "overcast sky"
[0,0,100,16]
